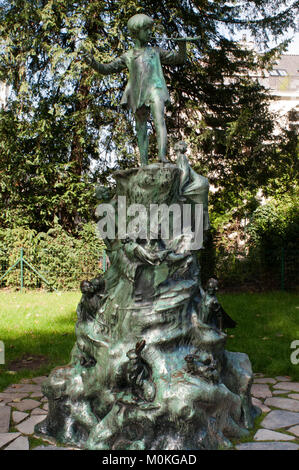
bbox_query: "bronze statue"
[36,15,260,451]
[81,13,188,165]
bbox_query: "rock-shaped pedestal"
[35,160,259,450]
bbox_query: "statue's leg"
[150,95,168,163]
[135,106,150,166]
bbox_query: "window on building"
[269,69,288,76]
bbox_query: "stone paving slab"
[288,394,299,401]
[273,382,299,392]
[251,384,272,398]
[253,378,277,384]
[32,445,73,450]
[8,399,41,412]
[272,390,289,395]
[4,384,42,394]
[0,432,21,448]
[264,397,299,412]
[32,377,47,385]
[16,415,46,435]
[236,442,299,450]
[0,406,11,432]
[4,436,29,450]
[12,411,29,424]
[261,410,299,430]
[31,407,47,415]
[252,397,271,413]
[254,429,295,441]
[287,425,299,437]
[275,376,291,382]
[30,392,44,398]
[0,392,28,402]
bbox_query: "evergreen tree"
[0,0,297,232]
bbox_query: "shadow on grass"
[0,330,76,391]
[220,291,299,380]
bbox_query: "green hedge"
[0,223,105,290]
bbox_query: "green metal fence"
[0,248,57,292]
[203,247,298,292]
[0,246,297,292]
[0,247,105,291]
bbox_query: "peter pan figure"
[81,14,187,165]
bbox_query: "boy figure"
[82,14,187,165]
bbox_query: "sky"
[286,32,299,54]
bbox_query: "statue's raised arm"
[80,48,127,75]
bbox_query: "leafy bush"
[199,192,299,291]
[0,223,105,290]
[247,193,299,252]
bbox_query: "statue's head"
[174,140,187,155]
[90,276,105,293]
[80,280,94,295]
[199,351,213,365]
[206,278,218,294]
[127,14,154,39]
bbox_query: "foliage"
[0,106,97,232]
[264,111,299,197]
[199,190,299,290]
[247,191,299,251]
[0,0,298,232]
[0,222,105,289]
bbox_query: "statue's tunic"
[90,47,186,112]
[121,48,170,112]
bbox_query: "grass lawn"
[219,291,299,381]
[0,290,80,391]
[0,290,298,392]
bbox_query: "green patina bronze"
[81,13,187,165]
[35,15,259,450]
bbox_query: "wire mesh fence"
[201,247,298,292]
[0,246,297,292]
[0,247,105,291]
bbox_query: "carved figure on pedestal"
[175,140,210,233]
[199,278,236,331]
[185,351,219,384]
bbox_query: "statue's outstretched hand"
[79,46,93,65]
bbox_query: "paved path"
[1,373,299,450]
